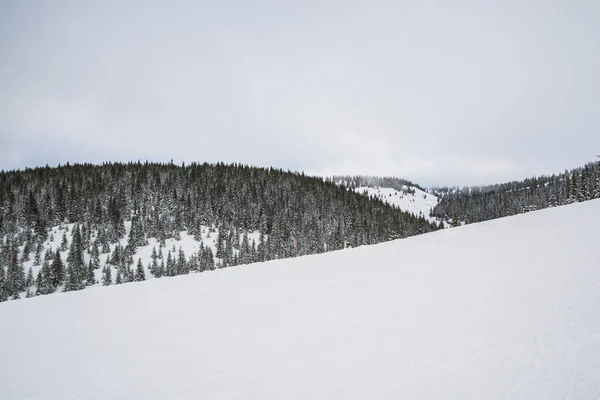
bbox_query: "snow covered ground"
[356,185,441,224]
[1,199,599,399]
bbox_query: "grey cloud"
[1,0,599,186]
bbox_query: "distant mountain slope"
[0,162,438,301]
[356,186,441,225]
[2,199,598,399]
[432,160,600,225]
[330,175,443,226]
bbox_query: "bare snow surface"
[2,200,600,399]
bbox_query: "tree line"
[431,159,600,225]
[0,161,439,301]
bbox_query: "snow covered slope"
[356,185,441,224]
[1,200,600,399]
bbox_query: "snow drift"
[1,200,599,399]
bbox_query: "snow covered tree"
[6,248,25,296]
[102,266,112,286]
[157,259,165,278]
[20,240,31,262]
[134,258,145,281]
[87,261,96,286]
[36,261,55,295]
[60,232,68,251]
[90,240,100,269]
[188,254,199,272]
[64,224,85,291]
[176,247,188,275]
[33,243,42,266]
[127,216,145,251]
[166,251,175,277]
[44,247,54,262]
[0,265,7,302]
[25,267,34,287]
[50,249,65,287]
[151,246,158,264]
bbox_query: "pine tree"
[36,261,54,295]
[206,247,215,271]
[0,265,7,302]
[63,224,85,291]
[20,240,31,262]
[198,243,206,272]
[134,258,145,281]
[101,238,111,254]
[87,261,96,286]
[127,216,145,252]
[90,240,100,269]
[102,266,112,286]
[51,249,65,287]
[158,259,165,278]
[176,247,188,275]
[151,246,158,264]
[150,255,159,276]
[60,232,68,251]
[44,247,54,262]
[6,248,25,296]
[33,243,42,266]
[25,267,34,287]
[188,254,199,272]
[216,228,224,258]
[110,244,121,266]
[166,250,175,276]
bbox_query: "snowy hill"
[356,185,441,224]
[1,199,599,399]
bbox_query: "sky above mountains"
[1,0,599,186]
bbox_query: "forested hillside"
[331,175,425,193]
[0,162,437,301]
[432,160,600,225]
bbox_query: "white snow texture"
[1,199,599,399]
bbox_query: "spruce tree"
[102,266,112,286]
[151,246,158,263]
[25,267,34,287]
[64,224,85,291]
[87,261,96,286]
[60,232,68,251]
[157,259,165,278]
[166,250,175,276]
[51,249,65,287]
[33,243,42,266]
[90,240,100,269]
[36,261,54,295]
[198,244,206,272]
[6,248,25,296]
[176,247,188,275]
[0,265,7,302]
[188,254,199,272]
[206,247,215,271]
[44,247,54,262]
[20,240,31,262]
[134,258,145,281]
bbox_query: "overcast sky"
[1,0,598,186]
